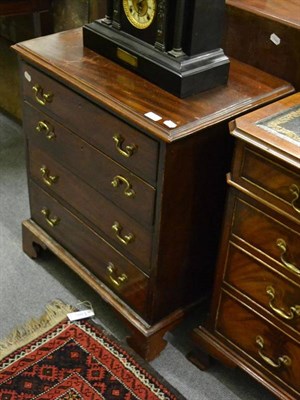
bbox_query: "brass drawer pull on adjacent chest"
[36,120,56,140]
[111,175,135,197]
[255,336,292,368]
[32,84,53,106]
[40,166,59,186]
[41,207,60,227]
[266,286,300,320]
[289,184,300,214]
[112,221,135,245]
[113,134,137,158]
[276,238,300,276]
[107,262,128,287]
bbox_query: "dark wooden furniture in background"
[224,0,300,90]
[12,28,293,361]
[191,93,300,400]
[0,0,51,15]
[0,0,52,36]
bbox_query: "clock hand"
[137,0,144,14]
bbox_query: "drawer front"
[29,181,149,317]
[29,147,153,271]
[232,144,300,221]
[217,292,300,395]
[24,105,156,226]
[232,197,300,279]
[224,244,300,334]
[21,63,159,184]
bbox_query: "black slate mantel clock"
[83,0,230,98]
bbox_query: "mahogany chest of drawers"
[12,28,293,361]
[191,93,300,399]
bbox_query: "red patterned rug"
[0,300,184,400]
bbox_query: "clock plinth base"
[82,21,230,98]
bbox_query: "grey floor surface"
[0,111,276,399]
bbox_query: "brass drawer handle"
[41,207,60,227]
[111,175,135,197]
[106,262,128,287]
[112,221,135,245]
[32,84,53,106]
[289,184,300,214]
[276,238,300,276]
[266,286,300,320]
[40,165,59,186]
[256,336,291,369]
[36,120,56,140]
[113,134,137,158]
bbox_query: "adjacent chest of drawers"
[191,93,300,399]
[224,0,300,91]
[13,28,294,361]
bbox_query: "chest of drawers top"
[231,92,300,167]
[226,0,300,30]
[13,28,294,143]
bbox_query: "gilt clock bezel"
[122,0,157,30]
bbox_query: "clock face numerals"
[123,0,157,30]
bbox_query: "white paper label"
[67,309,95,321]
[164,120,177,129]
[144,111,162,121]
[270,33,281,46]
[24,71,31,82]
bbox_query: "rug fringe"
[0,299,74,361]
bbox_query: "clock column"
[168,0,186,57]
[102,0,114,25]
[112,0,121,29]
[154,0,168,51]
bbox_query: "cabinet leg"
[190,326,237,369]
[187,349,211,370]
[124,313,183,361]
[22,220,47,258]
[126,326,169,361]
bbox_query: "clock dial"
[123,0,157,30]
